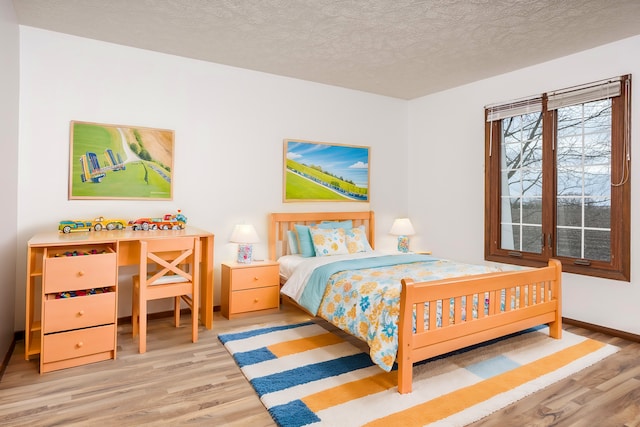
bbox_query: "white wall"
[15,27,409,328]
[15,26,640,337]
[0,0,19,358]
[408,35,640,335]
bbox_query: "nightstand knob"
[76,341,84,348]
[253,276,259,281]
[77,270,85,277]
[78,310,85,316]
[254,298,259,303]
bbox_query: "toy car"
[58,221,93,234]
[58,217,128,233]
[129,213,187,231]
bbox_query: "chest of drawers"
[39,244,118,373]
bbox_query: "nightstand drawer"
[42,324,115,363]
[44,250,117,294]
[230,286,280,314]
[230,264,279,290]
[43,292,116,333]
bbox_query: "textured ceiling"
[12,0,640,99]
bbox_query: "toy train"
[58,212,187,233]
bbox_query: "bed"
[268,211,562,394]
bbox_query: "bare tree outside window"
[500,100,612,261]
[556,100,612,261]
[500,112,543,254]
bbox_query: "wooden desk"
[25,226,214,363]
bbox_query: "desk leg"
[200,235,214,329]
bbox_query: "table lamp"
[230,224,259,263]
[389,218,415,253]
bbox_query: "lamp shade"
[389,218,415,236]
[229,224,260,244]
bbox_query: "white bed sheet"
[279,251,386,302]
[277,254,305,280]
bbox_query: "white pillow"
[309,226,349,256]
[345,225,373,253]
[287,230,300,254]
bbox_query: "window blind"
[547,77,621,110]
[485,97,542,122]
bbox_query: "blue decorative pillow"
[295,220,354,257]
[320,220,353,229]
[294,224,315,257]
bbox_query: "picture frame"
[283,139,370,202]
[69,121,175,200]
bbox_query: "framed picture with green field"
[69,121,174,200]
[284,139,370,202]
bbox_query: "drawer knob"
[254,298,259,303]
[78,310,85,316]
[253,276,259,281]
[76,341,84,348]
[77,270,85,277]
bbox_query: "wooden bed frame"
[268,211,562,394]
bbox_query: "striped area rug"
[218,321,618,427]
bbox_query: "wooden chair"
[132,237,200,353]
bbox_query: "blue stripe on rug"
[250,352,375,394]
[218,321,315,344]
[232,347,277,367]
[466,354,521,379]
[269,400,320,427]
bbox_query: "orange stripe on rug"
[267,332,345,357]
[364,338,606,427]
[304,371,397,412]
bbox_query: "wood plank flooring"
[1,304,639,426]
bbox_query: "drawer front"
[44,252,117,293]
[44,292,116,333]
[42,324,115,363]
[231,265,279,291]
[230,286,279,314]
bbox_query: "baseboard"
[563,317,640,343]
[0,333,18,382]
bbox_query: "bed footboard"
[397,259,562,394]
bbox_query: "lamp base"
[397,236,410,253]
[237,244,253,263]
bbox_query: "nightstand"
[221,261,280,319]
[382,250,432,255]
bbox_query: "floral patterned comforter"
[315,257,516,371]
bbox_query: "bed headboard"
[268,211,375,261]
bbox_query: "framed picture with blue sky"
[283,139,370,202]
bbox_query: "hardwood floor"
[1,304,639,426]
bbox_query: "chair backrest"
[139,237,200,287]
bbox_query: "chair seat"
[131,237,200,353]
[148,274,189,285]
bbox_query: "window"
[485,75,631,281]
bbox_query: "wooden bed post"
[398,278,414,394]
[547,258,563,339]
[268,213,276,261]
[367,211,375,249]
